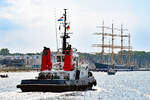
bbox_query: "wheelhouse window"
[56,55,65,62]
[56,56,61,62]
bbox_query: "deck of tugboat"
[18,76,95,85]
[21,76,94,85]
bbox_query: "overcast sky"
[0,0,150,53]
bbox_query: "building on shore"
[0,55,41,69]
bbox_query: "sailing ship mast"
[93,21,131,66]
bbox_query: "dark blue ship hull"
[95,63,136,71]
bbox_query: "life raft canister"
[41,47,52,71]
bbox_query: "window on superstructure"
[56,56,61,62]
[73,57,75,61]
[62,56,64,61]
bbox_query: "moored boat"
[107,68,116,75]
[0,74,8,78]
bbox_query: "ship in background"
[92,21,136,72]
[17,9,96,92]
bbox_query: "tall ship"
[93,21,136,72]
[17,9,97,92]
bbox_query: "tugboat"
[17,9,97,92]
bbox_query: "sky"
[0,0,150,53]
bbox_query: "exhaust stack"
[41,47,52,71]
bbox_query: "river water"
[0,71,150,100]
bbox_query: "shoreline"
[0,68,40,72]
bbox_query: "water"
[0,71,150,100]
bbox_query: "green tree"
[0,48,10,55]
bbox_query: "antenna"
[62,9,70,54]
[54,8,58,51]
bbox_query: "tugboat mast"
[62,9,70,54]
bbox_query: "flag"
[57,17,63,21]
[67,25,70,31]
[59,25,61,30]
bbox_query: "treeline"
[0,48,40,56]
[78,51,150,68]
[1,48,150,68]
[0,48,10,55]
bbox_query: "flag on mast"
[59,25,61,30]
[67,25,70,31]
[57,17,63,21]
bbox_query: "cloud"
[0,0,149,53]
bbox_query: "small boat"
[0,74,8,78]
[17,9,97,92]
[107,68,116,75]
